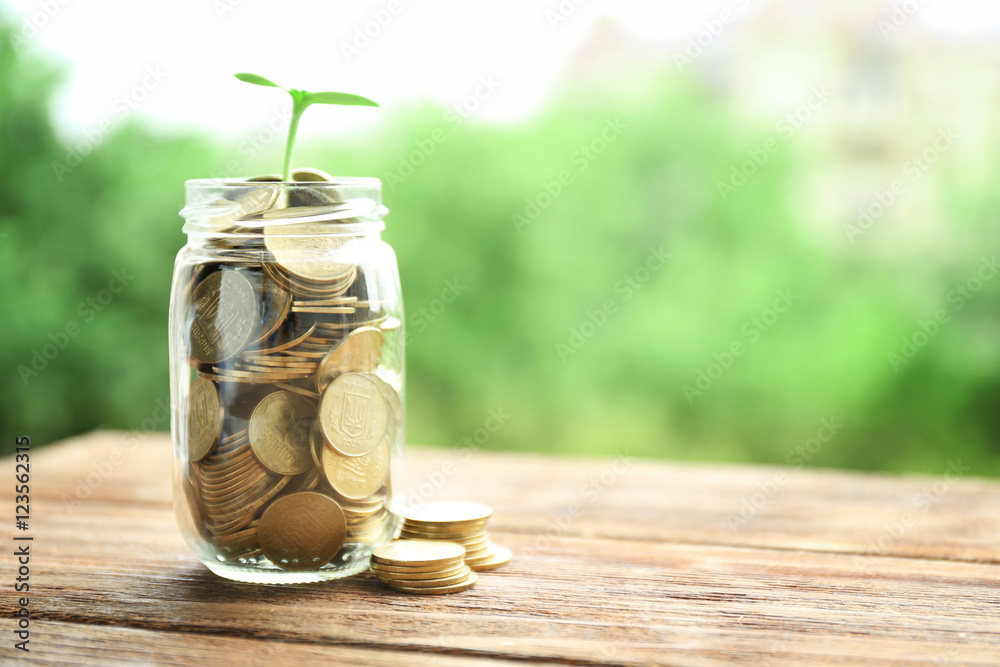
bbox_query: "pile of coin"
[398,502,511,571]
[180,169,402,572]
[370,540,478,594]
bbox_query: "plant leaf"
[304,91,379,107]
[235,72,281,88]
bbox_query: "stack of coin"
[180,169,403,572]
[398,502,511,571]
[370,540,477,594]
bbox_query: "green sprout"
[234,72,379,181]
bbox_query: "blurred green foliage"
[2,18,998,475]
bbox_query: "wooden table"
[3,432,999,665]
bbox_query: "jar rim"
[184,176,381,188]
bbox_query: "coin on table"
[322,437,390,500]
[401,502,493,525]
[469,545,512,571]
[187,377,223,461]
[258,491,346,570]
[319,373,388,457]
[371,540,466,568]
[380,567,473,589]
[369,563,468,580]
[189,270,258,363]
[384,571,478,595]
[249,390,315,475]
[315,327,384,393]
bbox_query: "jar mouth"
[181,177,386,237]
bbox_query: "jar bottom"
[201,519,398,584]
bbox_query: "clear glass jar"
[169,177,404,584]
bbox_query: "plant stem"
[283,98,305,181]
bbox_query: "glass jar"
[169,177,404,584]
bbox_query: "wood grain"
[2,431,999,666]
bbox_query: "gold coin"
[319,373,388,457]
[371,540,466,568]
[322,437,389,500]
[366,560,461,574]
[291,167,333,182]
[189,270,258,363]
[315,327,384,393]
[369,563,467,581]
[469,545,511,571]
[401,502,493,525]
[264,224,354,283]
[187,377,223,461]
[383,571,478,595]
[377,567,472,589]
[247,272,291,345]
[249,391,315,475]
[258,491,347,570]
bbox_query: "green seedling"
[235,72,379,181]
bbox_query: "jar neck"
[180,177,387,244]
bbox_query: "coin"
[383,571,478,595]
[469,545,512,571]
[315,327,384,392]
[187,377,223,461]
[258,492,347,570]
[264,224,354,283]
[402,502,493,524]
[371,540,466,568]
[369,563,468,580]
[247,272,291,345]
[248,391,315,475]
[322,438,390,500]
[291,167,333,182]
[379,568,472,588]
[189,270,258,363]
[319,373,388,457]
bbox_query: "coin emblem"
[249,390,315,475]
[319,373,388,456]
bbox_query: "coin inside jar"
[319,372,388,457]
[248,390,315,475]
[188,270,258,364]
[187,377,223,461]
[258,491,347,570]
[322,437,390,500]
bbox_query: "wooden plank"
[28,431,1000,562]
[21,622,541,666]
[2,431,999,665]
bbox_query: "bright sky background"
[5,0,1000,142]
